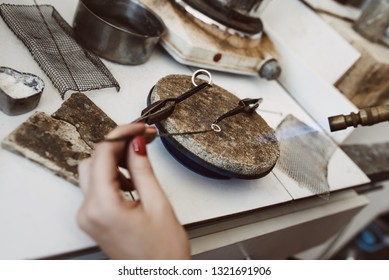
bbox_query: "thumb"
[128,135,170,213]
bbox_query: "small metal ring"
[211,123,221,132]
[192,69,213,87]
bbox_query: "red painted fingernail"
[133,135,147,156]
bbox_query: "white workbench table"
[0,0,369,259]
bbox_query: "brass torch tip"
[328,115,348,132]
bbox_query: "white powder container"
[0,67,45,116]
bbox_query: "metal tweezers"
[135,82,211,125]
[104,82,212,142]
[213,98,262,124]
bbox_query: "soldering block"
[2,93,117,185]
[149,74,280,179]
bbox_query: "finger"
[117,125,158,168]
[89,123,145,200]
[128,135,170,214]
[105,122,145,140]
[78,157,92,194]
[117,171,135,193]
[145,126,158,144]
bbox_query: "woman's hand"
[77,123,190,259]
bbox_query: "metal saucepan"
[73,0,165,65]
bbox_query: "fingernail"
[133,135,147,156]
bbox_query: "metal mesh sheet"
[275,114,337,198]
[0,4,120,98]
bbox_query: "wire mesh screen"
[0,4,120,99]
[275,114,337,198]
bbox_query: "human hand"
[77,123,191,259]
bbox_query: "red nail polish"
[133,135,147,156]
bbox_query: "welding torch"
[328,104,389,132]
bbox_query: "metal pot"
[73,0,165,65]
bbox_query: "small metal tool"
[136,82,211,125]
[104,69,213,142]
[103,82,211,142]
[210,97,262,132]
[213,98,262,124]
[135,69,213,125]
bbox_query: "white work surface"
[262,0,361,143]
[0,0,369,259]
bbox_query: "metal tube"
[328,104,389,132]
